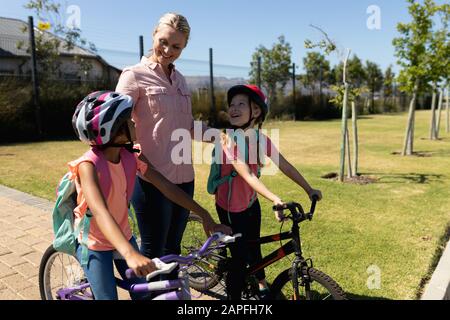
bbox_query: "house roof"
[0,17,121,73]
[0,17,98,58]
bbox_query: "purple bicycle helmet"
[72,91,134,146]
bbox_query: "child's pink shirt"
[215,133,277,213]
[69,152,148,251]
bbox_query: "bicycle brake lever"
[146,258,178,282]
[216,233,242,244]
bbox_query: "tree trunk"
[352,101,359,176]
[435,88,443,139]
[446,86,449,134]
[429,83,437,140]
[339,49,351,182]
[346,127,352,179]
[339,82,350,182]
[371,84,375,114]
[402,80,419,156]
[411,110,415,152]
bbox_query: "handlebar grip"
[272,203,288,211]
[310,196,318,214]
[126,269,137,279]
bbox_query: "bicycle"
[38,233,239,300]
[181,197,347,300]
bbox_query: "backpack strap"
[120,148,139,238]
[120,148,137,203]
[85,148,112,199]
[74,211,92,267]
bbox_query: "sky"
[1,0,444,78]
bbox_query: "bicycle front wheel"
[39,245,93,300]
[271,267,347,300]
[181,213,223,291]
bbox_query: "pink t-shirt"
[70,153,147,251]
[116,56,195,184]
[215,133,276,213]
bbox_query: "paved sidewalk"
[421,239,450,300]
[0,185,224,300]
[0,185,54,300]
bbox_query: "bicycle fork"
[290,258,314,300]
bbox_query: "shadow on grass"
[362,172,445,185]
[358,116,375,120]
[415,222,450,299]
[392,149,450,157]
[0,136,77,147]
[199,281,393,300]
[346,292,391,300]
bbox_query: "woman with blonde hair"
[116,13,231,279]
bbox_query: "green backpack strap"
[207,145,233,195]
[52,173,78,256]
[75,211,92,267]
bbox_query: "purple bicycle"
[38,232,239,300]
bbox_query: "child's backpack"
[207,130,262,222]
[52,147,136,267]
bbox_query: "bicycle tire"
[271,266,347,300]
[181,213,223,291]
[39,245,92,300]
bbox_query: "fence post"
[292,63,296,106]
[209,48,216,127]
[28,16,42,137]
[139,35,144,60]
[257,56,262,88]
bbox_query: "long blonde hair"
[153,12,191,47]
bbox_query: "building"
[0,17,121,83]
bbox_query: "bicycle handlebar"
[272,196,319,222]
[125,232,241,280]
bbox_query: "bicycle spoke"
[41,249,92,300]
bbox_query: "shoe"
[258,288,272,300]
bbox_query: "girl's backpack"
[52,147,136,267]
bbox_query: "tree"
[249,36,292,105]
[365,61,384,114]
[301,52,331,103]
[427,3,450,139]
[393,0,437,156]
[305,25,356,182]
[17,0,97,80]
[329,85,368,177]
[383,65,396,110]
[333,55,367,88]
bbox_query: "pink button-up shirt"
[116,56,195,184]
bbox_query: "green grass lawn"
[1,110,449,299]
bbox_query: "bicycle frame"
[56,263,191,301]
[55,233,231,301]
[128,265,192,300]
[246,218,306,277]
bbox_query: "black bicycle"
[181,198,347,300]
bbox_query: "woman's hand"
[273,198,287,222]
[125,250,158,278]
[308,189,323,202]
[202,215,232,236]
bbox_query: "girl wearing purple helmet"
[71,91,230,300]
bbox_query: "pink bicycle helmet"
[72,91,134,146]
